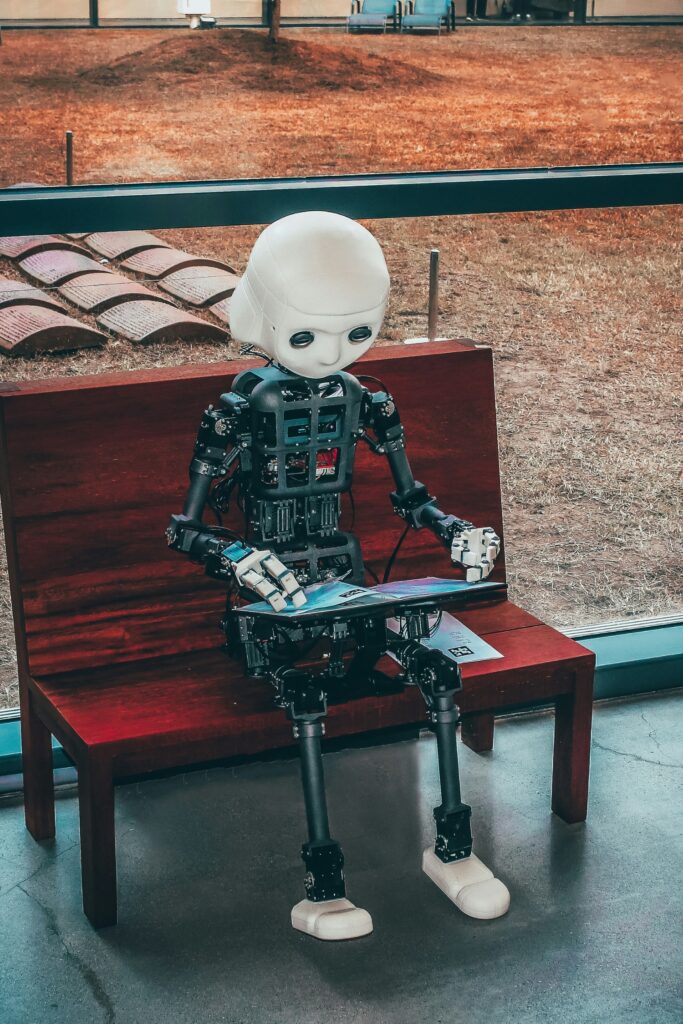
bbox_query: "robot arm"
[166,403,237,565]
[166,400,306,610]
[361,388,500,582]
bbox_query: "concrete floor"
[0,692,681,1024]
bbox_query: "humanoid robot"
[167,212,510,940]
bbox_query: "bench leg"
[22,690,55,841]
[460,712,495,754]
[552,666,594,824]
[78,751,117,928]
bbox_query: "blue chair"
[401,0,455,33]
[348,0,403,33]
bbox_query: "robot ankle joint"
[434,803,473,863]
[302,840,346,902]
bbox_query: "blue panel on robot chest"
[284,409,343,445]
[317,409,343,442]
[284,410,311,445]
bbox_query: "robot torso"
[226,365,366,586]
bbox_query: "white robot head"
[229,211,390,379]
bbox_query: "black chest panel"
[226,365,365,584]
[232,365,363,500]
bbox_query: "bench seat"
[31,598,585,769]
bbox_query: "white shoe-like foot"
[422,848,510,920]
[291,898,373,941]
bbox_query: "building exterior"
[2,0,682,23]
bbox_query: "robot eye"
[348,326,372,343]
[289,331,315,348]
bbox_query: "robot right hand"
[220,541,307,612]
[451,527,501,584]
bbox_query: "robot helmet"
[229,211,390,379]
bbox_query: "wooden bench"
[0,339,595,928]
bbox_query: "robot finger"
[483,529,501,557]
[261,554,308,608]
[465,566,481,583]
[465,558,492,584]
[461,549,482,568]
[486,543,499,565]
[241,567,287,612]
[282,577,307,606]
[451,537,466,565]
[480,557,493,578]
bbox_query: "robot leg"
[422,686,510,920]
[391,623,510,920]
[287,677,373,941]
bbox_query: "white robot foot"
[422,848,510,920]
[291,898,373,941]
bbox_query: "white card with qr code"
[386,610,502,665]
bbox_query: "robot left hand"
[220,541,307,611]
[451,527,501,583]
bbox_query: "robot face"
[270,305,384,378]
[230,212,390,379]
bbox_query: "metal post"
[65,131,74,187]
[427,247,439,342]
[269,0,281,43]
[90,0,99,28]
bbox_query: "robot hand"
[220,541,307,612]
[451,527,501,584]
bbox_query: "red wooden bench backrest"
[0,340,505,677]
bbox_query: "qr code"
[449,646,473,658]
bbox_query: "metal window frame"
[3,7,683,28]
[1,163,681,235]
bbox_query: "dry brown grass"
[0,26,681,709]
